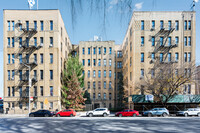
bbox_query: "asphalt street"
[0,117,200,133]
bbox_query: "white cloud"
[134,2,143,10]
[110,0,119,5]
[194,0,199,3]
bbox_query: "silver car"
[176,108,200,117]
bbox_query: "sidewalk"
[0,113,28,118]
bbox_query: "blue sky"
[0,0,200,97]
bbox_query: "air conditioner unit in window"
[18,20,22,24]
[49,44,53,47]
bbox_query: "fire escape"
[14,20,42,101]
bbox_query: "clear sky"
[0,0,200,97]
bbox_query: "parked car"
[143,108,169,117]
[56,109,76,117]
[86,108,110,117]
[115,109,139,117]
[176,108,200,117]
[29,110,54,117]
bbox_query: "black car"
[29,110,54,117]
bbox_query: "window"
[88,70,90,78]
[40,102,43,109]
[33,70,37,80]
[175,37,179,45]
[188,20,191,30]
[50,102,53,109]
[12,70,15,80]
[141,37,144,46]
[26,87,29,97]
[130,72,132,81]
[82,59,85,66]
[117,61,122,68]
[109,47,112,54]
[19,102,22,109]
[152,20,155,29]
[50,54,53,64]
[168,53,171,62]
[141,69,144,78]
[151,69,155,78]
[8,37,10,47]
[109,59,112,66]
[104,81,106,89]
[104,70,106,78]
[141,20,144,30]
[104,93,106,99]
[184,53,187,62]
[188,37,191,46]
[98,70,101,78]
[40,70,43,80]
[26,54,29,63]
[12,21,15,31]
[26,21,29,31]
[160,37,163,46]
[117,51,122,58]
[93,47,96,54]
[88,48,91,55]
[61,27,63,37]
[40,86,43,96]
[34,37,37,47]
[12,102,15,109]
[82,48,85,55]
[184,20,187,30]
[168,20,171,30]
[19,70,22,81]
[11,87,14,97]
[8,70,10,80]
[61,43,62,51]
[50,37,53,47]
[93,93,95,100]
[152,36,155,46]
[50,86,53,96]
[168,37,171,46]
[109,81,112,89]
[40,37,43,46]
[34,21,37,30]
[99,47,101,54]
[98,59,101,66]
[130,42,132,51]
[104,47,106,54]
[12,37,15,47]
[188,84,191,94]
[130,27,132,36]
[19,23,22,31]
[160,53,163,62]
[33,54,37,63]
[34,86,37,96]
[82,70,85,76]
[175,21,179,30]
[151,53,155,61]
[188,52,191,62]
[8,54,10,64]
[93,59,96,66]
[40,21,44,31]
[109,70,112,78]
[103,59,106,66]
[184,37,187,46]
[93,82,96,89]
[88,82,90,89]
[40,54,43,64]
[175,53,179,62]
[93,70,96,78]
[88,59,90,66]
[8,21,10,31]
[8,87,10,97]
[50,70,53,80]
[160,20,164,29]
[98,81,101,89]
[50,20,53,30]
[141,53,144,62]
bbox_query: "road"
[0,117,200,133]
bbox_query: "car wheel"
[197,113,200,117]
[29,114,34,117]
[45,114,49,117]
[162,113,167,117]
[148,113,153,117]
[119,114,122,117]
[70,114,73,117]
[89,113,93,117]
[184,113,188,117]
[133,114,137,117]
[57,114,61,117]
[103,113,107,117]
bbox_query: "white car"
[176,108,200,117]
[86,108,110,117]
